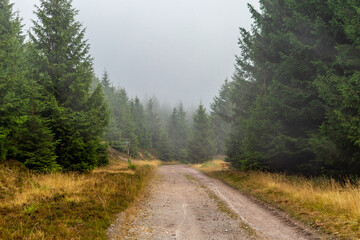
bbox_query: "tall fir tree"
[168,104,189,161]
[188,104,215,163]
[30,0,109,171]
[311,0,360,175]
[227,0,343,172]
[146,98,161,149]
[210,79,233,155]
[0,0,24,161]
[130,97,151,149]
[0,0,58,171]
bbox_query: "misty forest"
[1,0,360,239]
[2,0,360,175]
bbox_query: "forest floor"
[108,165,322,240]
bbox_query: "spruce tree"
[210,80,233,155]
[0,0,24,160]
[100,70,122,149]
[168,104,189,161]
[146,98,161,149]
[30,0,109,171]
[130,97,151,149]
[227,0,340,172]
[188,104,215,163]
[311,0,360,175]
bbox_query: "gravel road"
[107,165,322,240]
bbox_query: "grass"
[0,156,158,239]
[193,160,360,240]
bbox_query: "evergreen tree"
[157,130,172,161]
[112,88,139,156]
[227,0,341,172]
[146,98,161,149]
[0,0,24,160]
[311,0,360,175]
[30,0,109,171]
[188,104,215,163]
[0,1,58,171]
[168,104,189,161]
[210,80,233,155]
[130,97,151,149]
[100,70,122,149]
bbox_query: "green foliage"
[29,0,109,171]
[130,97,151,149]
[157,130,173,161]
[210,79,233,155]
[225,0,360,176]
[146,98,162,149]
[311,0,360,175]
[188,104,215,163]
[168,104,189,162]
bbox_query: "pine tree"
[188,104,215,163]
[146,98,161,149]
[168,104,189,161]
[100,70,122,149]
[227,0,342,172]
[210,79,233,155]
[157,130,172,161]
[311,0,360,175]
[0,0,24,160]
[30,0,109,171]
[130,97,151,149]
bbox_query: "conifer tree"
[210,80,233,155]
[188,104,215,163]
[0,0,24,160]
[0,1,58,171]
[227,0,340,172]
[311,0,360,175]
[168,104,189,161]
[157,130,172,161]
[130,97,151,149]
[146,98,161,149]
[30,0,109,171]
[100,70,122,149]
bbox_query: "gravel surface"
[107,165,322,240]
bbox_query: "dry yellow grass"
[0,154,159,239]
[195,160,360,239]
[192,158,227,172]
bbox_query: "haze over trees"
[1,0,360,177]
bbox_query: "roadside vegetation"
[194,160,360,240]
[0,152,158,239]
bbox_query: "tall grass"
[194,160,360,239]
[0,158,157,239]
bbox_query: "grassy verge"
[0,157,158,239]
[193,160,360,240]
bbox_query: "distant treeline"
[225,0,360,176]
[100,69,229,164]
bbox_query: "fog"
[13,0,259,107]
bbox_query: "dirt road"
[108,165,321,240]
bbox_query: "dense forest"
[226,0,360,176]
[1,0,360,176]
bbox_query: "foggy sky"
[13,0,259,108]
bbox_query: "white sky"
[13,0,260,108]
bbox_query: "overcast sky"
[13,0,259,108]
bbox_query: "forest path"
[107,165,321,240]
